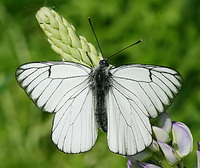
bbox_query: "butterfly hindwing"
[107,64,182,155]
[107,85,152,155]
[16,61,98,153]
[52,84,98,153]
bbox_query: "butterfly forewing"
[16,61,98,153]
[110,64,182,117]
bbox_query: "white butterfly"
[16,58,182,155]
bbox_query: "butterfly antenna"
[107,39,142,60]
[88,17,104,57]
[86,51,95,68]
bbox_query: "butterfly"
[16,56,182,156]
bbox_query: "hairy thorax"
[90,65,112,132]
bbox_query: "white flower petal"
[157,112,172,133]
[153,126,170,143]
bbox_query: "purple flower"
[196,142,200,168]
[138,162,162,168]
[126,113,194,168]
[197,151,200,168]
[127,160,132,168]
[172,122,193,158]
[127,160,162,168]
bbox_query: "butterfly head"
[99,59,109,68]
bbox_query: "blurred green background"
[0,0,200,167]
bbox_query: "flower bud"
[149,140,159,152]
[157,141,181,165]
[155,112,172,133]
[36,7,103,68]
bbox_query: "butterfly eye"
[99,59,109,67]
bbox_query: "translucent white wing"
[107,87,152,155]
[107,64,182,155]
[16,61,98,153]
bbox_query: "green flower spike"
[35,7,103,68]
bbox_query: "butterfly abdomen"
[91,62,112,132]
